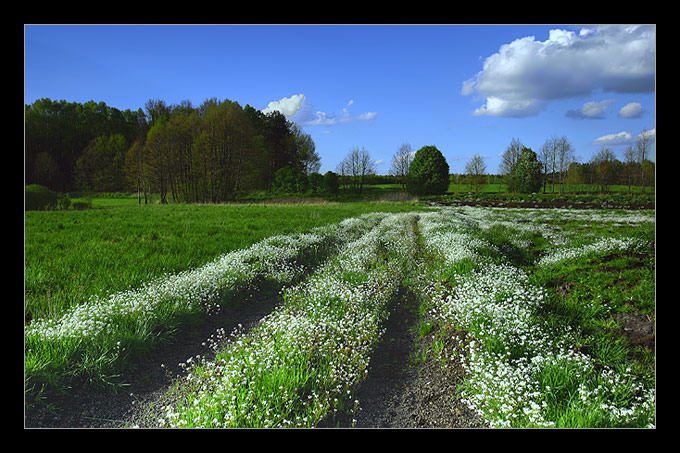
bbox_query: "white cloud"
[592,131,633,146]
[566,99,615,119]
[301,99,376,126]
[263,94,377,126]
[357,111,377,120]
[638,128,655,141]
[463,25,655,117]
[592,128,655,147]
[619,102,644,118]
[262,93,305,118]
[472,96,542,118]
[460,78,476,95]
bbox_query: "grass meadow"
[24,192,655,428]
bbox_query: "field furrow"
[25,205,656,429]
[158,213,420,427]
[25,212,387,391]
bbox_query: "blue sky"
[24,24,655,174]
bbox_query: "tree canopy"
[406,145,450,195]
[25,97,320,203]
[508,147,542,194]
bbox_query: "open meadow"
[24,196,655,428]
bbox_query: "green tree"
[322,171,339,196]
[74,133,128,192]
[510,147,542,193]
[273,165,308,193]
[591,146,617,194]
[406,145,450,195]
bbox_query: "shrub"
[57,194,71,210]
[72,200,91,210]
[25,184,58,211]
[406,145,450,196]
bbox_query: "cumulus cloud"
[619,102,644,118]
[592,131,633,146]
[262,93,305,117]
[263,95,376,126]
[566,99,615,119]
[463,25,655,117]
[593,128,655,146]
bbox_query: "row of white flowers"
[161,213,420,427]
[417,207,655,428]
[25,213,387,380]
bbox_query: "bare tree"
[499,138,523,178]
[623,145,638,194]
[465,154,487,194]
[554,135,575,193]
[636,128,654,194]
[338,146,376,194]
[389,143,414,190]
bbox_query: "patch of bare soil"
[24,290,282,428]
[26,286,485,429]
[322,289,486,429]
[611,312,655,351]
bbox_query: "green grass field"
[24,193,655,427]
[25,196,425,323]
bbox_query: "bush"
[406,145,450,195]
[25,184,58,211]
[72,200,92,210]
[57,194,71,210]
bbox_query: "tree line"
[25,97,321,203]
[490,132,655,195]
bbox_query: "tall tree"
[338,147,375,194]
[74,133,127,192]
[465,154,487,194]
[389,143,414,190]
[124,138,148,203]
[510,147,542,194]
[499,138,523,191]
[636,128,654,194]
[538,135,557,194]
[290,123,320,175]
[591,146,617,194]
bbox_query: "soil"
[25,286,486,429]
[24,291,281,428]
[611,312,655,351]
[321,290,486,428]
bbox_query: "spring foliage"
[406,145,450,195]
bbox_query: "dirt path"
[26,278,486,429]
[321,288,486,428]
[25,290,282,428]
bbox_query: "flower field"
[25,205,655,428]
